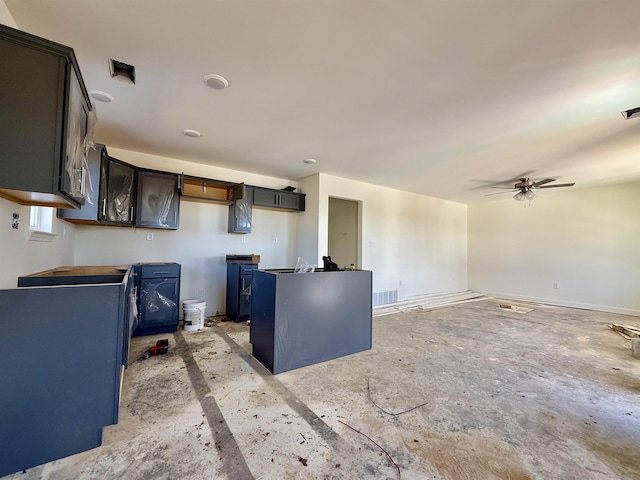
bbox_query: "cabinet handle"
[102,198,107,217]
[178,175,182,191]
[130,206,134,223]
[152,271,171,274]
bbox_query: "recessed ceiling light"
[183,129,202,138]
[203,74,229,89]
[90,90,113,103]
[303,158,317,164]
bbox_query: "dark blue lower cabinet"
[132,263,181,336]
[0,281,128,477]
[226,262,257,321]
[250,269,372,374]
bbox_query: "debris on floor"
[497,304,533,314]
[373,291,488,317]
[609,324,640,339]
[204,315,224,327]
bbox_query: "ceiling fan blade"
[532,178,555,187]
[485,190,516,196]
[538,183,575,189]
[489,186,517,189]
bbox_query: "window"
[29,206,55,241]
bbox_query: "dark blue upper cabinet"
[135,169,180,229]
[228,185,253,233]
[0,24,92,209]
[101,155,136,226]
[57,143,104,223]
[252,187,305,212]
[59,152,181,230]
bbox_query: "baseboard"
[479,291,640,318]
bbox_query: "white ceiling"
[5,0,640,203]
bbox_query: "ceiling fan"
[487,178,575,202]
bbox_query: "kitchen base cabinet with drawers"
[133,263,181,336]
[0,267,134,477]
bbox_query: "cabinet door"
[228,186,252,233]
[230,183,246,201]
[59,66,90,205]
[100,157,135,225]
[238,274,253,317]
[139,277,179,328]
[135,170,180,229]
[57,144,103,222]
[278,192,302,210]
[252,187,279,208]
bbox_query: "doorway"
[328,197,361,269]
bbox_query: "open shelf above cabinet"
[179,175,245,205]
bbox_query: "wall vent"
[372,289,398,307]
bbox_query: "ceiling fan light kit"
[487,177,575,203]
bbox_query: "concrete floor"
[4,298,639,480]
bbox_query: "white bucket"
[183,299,206,331]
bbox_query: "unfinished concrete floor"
[4,298,639,480]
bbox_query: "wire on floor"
[338,419,401,480]
[367,377,429,416]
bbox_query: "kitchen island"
[250,268,372,374]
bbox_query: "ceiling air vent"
[109,59,136,84]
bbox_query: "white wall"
[299,173,468,298]
[72,149,300,315]
[295,174,320,265]
[468,181,640,316]
[0,198,77,288]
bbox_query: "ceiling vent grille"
[109,59,136,84]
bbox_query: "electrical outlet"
[198,289,204,297]
[553,282,560,289]
[273,235,278,244]
[146,232,154,241]
[369,240,377,247]
[241,236,246,244]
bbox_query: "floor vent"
[372,289,398,307]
